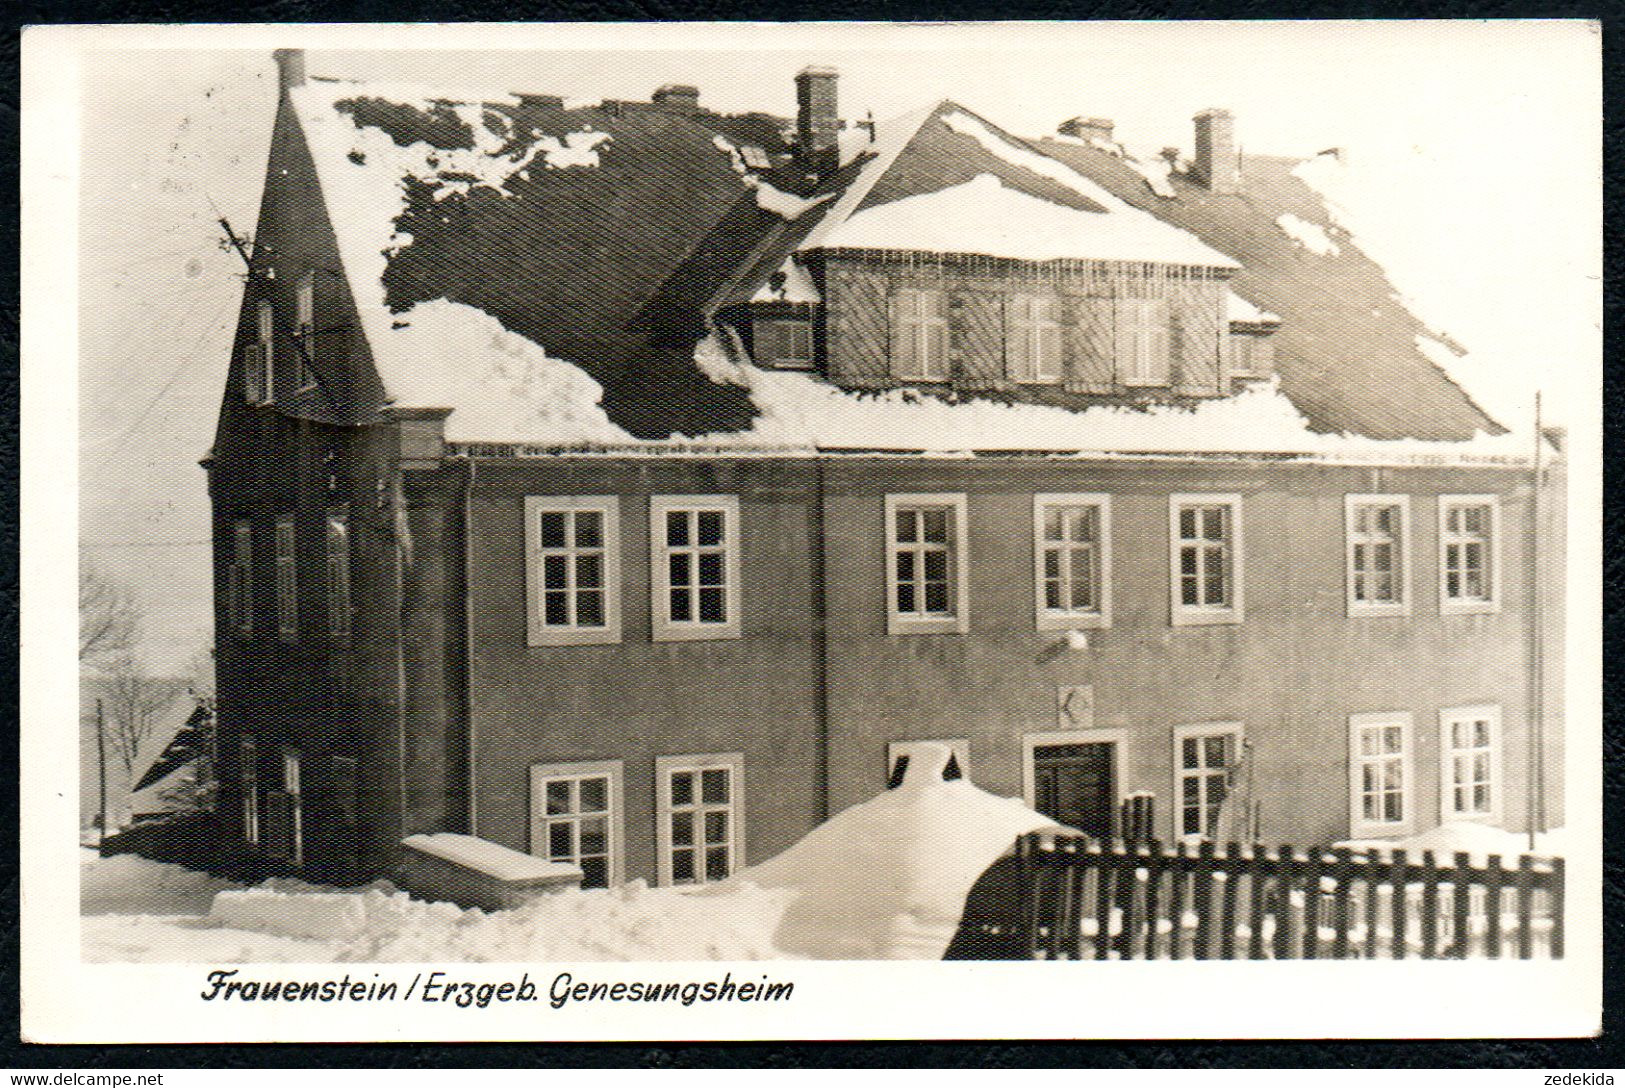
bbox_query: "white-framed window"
[1440,704,1503,825]
[892,287,950,380]
[1346,494,1411,617]
[293,272,317,391]
[1439,496,1501,614]
[530,760,624,889]
[885,493,970,635]
[1034,494,1110,630]
[1348,711,1413,838]
[1116,297,1172,386]
[274,515,297,642]
[325,510,351,643]
[245,299,274,405]
[754,318,815,370]
[229,519,253,638]
[650,496,740,642]
[526,496,622,646]
[1174,723,1241,840]
[1169,494,1243,626]
[885,739,970,789]
[1008,293,1064,382]
[240,738,260,846]
[655,753,743,887]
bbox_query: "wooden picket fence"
[1005,832,1564,961]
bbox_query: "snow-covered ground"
[1335,820,1571,864]
[82,744,1058,963]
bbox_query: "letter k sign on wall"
[1058,685,1094,729]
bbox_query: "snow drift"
[718,743,1062,960]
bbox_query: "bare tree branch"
[103,655,172,777]
[80,561,139,665]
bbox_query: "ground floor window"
[262,750,304,866]
[655,753,743,887]
[240,738,259,846]
[529,760,624,889]
[1441,704,1502,824]
[1175,723,1241,839]
[1348,711,1413,838]
[885,739,969,789]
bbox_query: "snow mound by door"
[721,743,1063,959]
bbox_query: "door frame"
[1021,729,1129,830]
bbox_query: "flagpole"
[1528,392,1544,852]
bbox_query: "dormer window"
[752,317,815,370]
[245,300,274,405]
[1116,297,1171,387]
[293,273,317,392]
[1008,293,1064,383]
[892,287,949,381]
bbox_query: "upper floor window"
[655,753,743,887]
[245,300,274,405]
[1348,711,1413,838]
[1439,496,1500,614]
[325,510,351,643]
[1033,494,1110,630]
[650,496,740,642]
[526,496,622,646]
[1441,705,1502,824]
[1170,494,1243,626]
[1116,297,1172,386]
[1346,495,1411,617]
[892,287,949,381]
[754,318,814,370]
[293,273,317,391]
[885,493,969,635]
[229,519,253,638]
[1008,293,1064,382]
[274,515,297,642]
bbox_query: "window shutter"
[1114,299,1141,384]
[889,289,909,378]
[1039,323,1062,377]
[1007,296,1031,381]
[1146,300,1172,385]
[930,290,950,379]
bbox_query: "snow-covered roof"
[804,105,1234,269]
[1227,291,1281,326]
[821,173,1234,266]
[402,832,582,882]
[1033,135,1506,441]
[750,258,821,304]
[270,75,1508,451]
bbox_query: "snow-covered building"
[205,49,1561,886]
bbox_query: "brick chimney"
[795,65,840,169]
[1193,108,1240,194]
[1058,116,1114,143]
[273,48,306,91]
[652,83,700,114]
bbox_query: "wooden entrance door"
[1032,742,1116,840]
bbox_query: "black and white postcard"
[21,20,1602,1042]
